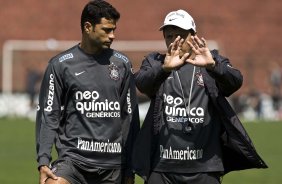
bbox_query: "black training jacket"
[132,50,267,181]
[36,44,140,175]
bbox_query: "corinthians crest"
[195,71,204,87]
[108,63,120,80]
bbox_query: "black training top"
[36,44,140,171]
[152,63,224,173]
[135,52,228,174]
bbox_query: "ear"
[84,21,93,34]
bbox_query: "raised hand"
[162,36,191,72]
[186,36,215,69]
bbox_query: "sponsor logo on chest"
[163,93,205,124]
[75,90,121,118]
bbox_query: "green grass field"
[0,118,281,184]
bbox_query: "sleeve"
[35,61,64,168]
[207,50,243,96]
[134,52,171,98]
[120,61,140,177]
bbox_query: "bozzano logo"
[44,74,55,112]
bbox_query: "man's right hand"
[39,165,58,184]
[162,36,191,72]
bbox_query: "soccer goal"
[1,39,218,118]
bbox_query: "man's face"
[163,26,193,57]
[87,18,117,51]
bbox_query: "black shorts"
[147,171,221,184]
[50,159,122,184]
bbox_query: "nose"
[109,31,115,40]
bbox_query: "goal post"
[2,39,219,94]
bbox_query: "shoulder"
[111,49,131,64]
[140,52,165,68]
[210,49,229,63]
[145,52,165,62]
[49,45,79,65]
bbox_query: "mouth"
[104,41,112,47]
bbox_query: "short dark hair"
[80,0,120,32]
[162,26,196,37]
[190,29,196,36]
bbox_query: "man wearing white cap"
[132,9,267,184]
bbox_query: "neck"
[80,37,102,55]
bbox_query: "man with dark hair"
[36,1,140,184]
[132,9,267,184]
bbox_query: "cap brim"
[159,25,166,31]
[159,23,194,31]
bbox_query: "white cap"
[159,9,196,32]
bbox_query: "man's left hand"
[186,35,215,70]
